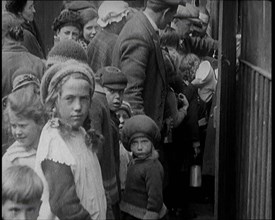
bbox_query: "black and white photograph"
[2,0,271,219]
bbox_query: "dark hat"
[121,115,161,151]
[40,60,95,105]
[46,39,88,68]
[65,1,95,12]
[52,9,82,32]
[98,66,128,90]
[12,68,40,92]
[174,3,199,19]
[147,0,188,7]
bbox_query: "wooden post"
[215,0,237,219]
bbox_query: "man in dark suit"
[112,0,189,131]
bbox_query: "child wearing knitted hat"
[35,60,106,220]
[120,115,167,220]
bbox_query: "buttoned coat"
[112,11,168,130]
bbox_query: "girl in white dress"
[35,60,107,220]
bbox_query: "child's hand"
[178,93,189,112]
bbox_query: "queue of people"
[2,0,218,220]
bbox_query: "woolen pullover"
[120,153,167,219]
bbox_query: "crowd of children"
[2,1,218,220]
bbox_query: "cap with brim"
[100,66,128,90]
[66,1,95,11]
[174,3,199,19]
[147,0,188,7]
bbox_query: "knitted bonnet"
[121,115,161,151]
[40,60,95,106]
[46,39,88,68]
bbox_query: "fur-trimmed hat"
[97,66,128,90]
[52,9,82,33]
[97,1,129,27]
[121,115,161,151]
[40,60,95,105]
[46,39,88,68]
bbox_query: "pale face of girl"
[130,136,153,159]
[21,0,35,22]
[83,18,100,42]
[8,111,42,149]
[56,77,91,130]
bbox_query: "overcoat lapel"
[137,12,167,85]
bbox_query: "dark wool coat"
[2,41,45,98]
[88,87,119,205]
[87,29,118,73]
[112,11,168,130]
[21,21,46,59]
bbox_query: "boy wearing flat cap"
[99,66,128,219]
[120,115,167,220]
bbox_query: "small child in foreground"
[120,115,167,220]
[2,165,43,220]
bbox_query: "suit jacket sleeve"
[114,34,150,115]
[181,36,218,57]
[41,159,91,220]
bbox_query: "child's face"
[104,87,124,112]
[2,199,41,220]
[130,136,152,159]
[8,111,42,148]
[116,109,130,131]
[56,77,90,130]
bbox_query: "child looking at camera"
[35,60,106,220]
[120,115,167,220]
